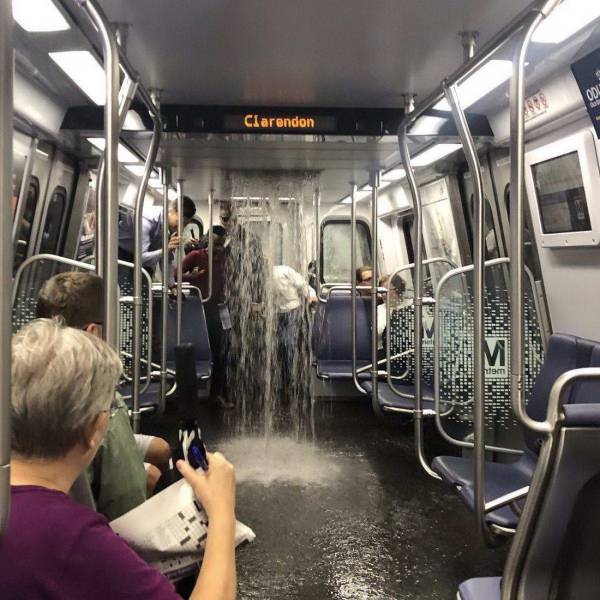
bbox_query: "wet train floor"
[144,401,506,600]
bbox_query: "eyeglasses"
[102,395,120,419]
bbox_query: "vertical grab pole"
[370,172,381,415]
[314,188,321,298]
[77,0,120,348]
[159,168,170,414]
[510,0,561,436]
[444,81,497,546]
[176,181,184,345]
[132,107,162,434]
[351,184,368,395]
[398,127,441,480]
[203,190,214,303]
[0,0,13,539]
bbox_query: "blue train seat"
[458,373,600,600]
[362,380,436,414]
[315,290,372,379]
[121,381,162,414]
[433,334,600,530]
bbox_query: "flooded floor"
[145,401,506,600]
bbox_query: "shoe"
[215,395,235,409]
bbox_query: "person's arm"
[177,454,237,600]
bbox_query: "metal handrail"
[350,184,369,396]
[398,127,441,481]
[433,257,539,454]
[369,172,380,416]
[176,180,184,346]
[385,257,458,402]
[72,0,120,349]
[509,1,561,436]
[0,0,13,539]
[160,169,170,414]
[314,189,321,298]
[131,100,162,433]
[203,190,214,304]
[445,79,496,546]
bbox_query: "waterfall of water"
[221,171,319,438]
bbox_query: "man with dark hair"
[36,271,171,519]
[118,197,197,284]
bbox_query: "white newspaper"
[110,475,256,581]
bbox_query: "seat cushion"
[316,360,370,379]
[458,577,502,600]
[362,381,435,412]
[432,450,537,488]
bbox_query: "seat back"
[155,295,212,365]
[311,300,326,355]
[524,334,597,454]
[316,290,372,363]
[504,378,600,600]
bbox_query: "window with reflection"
[321,219,372,284]
[40,186,67,255]
[13,176,40,272]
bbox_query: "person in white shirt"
[271,265,316,406]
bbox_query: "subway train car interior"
[2,0,600,598]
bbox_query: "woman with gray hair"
[0,319,237,600]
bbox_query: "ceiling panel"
[97,0,531,107]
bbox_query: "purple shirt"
[0,486,182,599]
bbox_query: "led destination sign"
[223,113,338,133]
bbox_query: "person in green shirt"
[36,271,171,520]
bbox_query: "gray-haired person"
[0,318,237,600]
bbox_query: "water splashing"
[222,171,319,438]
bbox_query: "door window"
[40,186,67,255]
[13,176,40,271]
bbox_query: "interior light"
[532,0,600,44]
[412,143,462,167]
[382,168,406,182]
[87,137,140,164]
[168,188,178,201]
[13,0,70,32]
[148,179,163,190]
[50,51,105,105]
[230,196,264,201]
[433,60,513,112]
[125,165,159,178]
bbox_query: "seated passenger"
[36,272,171,517]
[1,319,237,600]
[377,273,407,351]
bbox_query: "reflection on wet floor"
[146,401,506,600]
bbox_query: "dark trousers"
[204,302,226,398]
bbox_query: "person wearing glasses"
[1,318,237,600]
[36,272,171,518]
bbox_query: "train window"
[13,176,40,271]
[321,219,372,284]
[422,194,461,266]
[531,151,591,234]
[77,181,97,261]
[39,186,67,255]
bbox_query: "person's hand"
[188,235,200,249]
[177,453,236,521]
[168,234,181,252]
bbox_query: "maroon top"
[179,248,225,302]
[0,485,181,600]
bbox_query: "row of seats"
[313,289,435,413]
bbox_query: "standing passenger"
[118,197,197,284]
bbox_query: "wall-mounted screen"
[532,151,591,234]
[525,128,600,248]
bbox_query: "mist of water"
[222,171,319,438]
